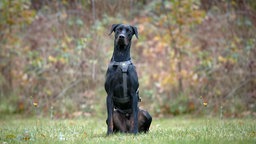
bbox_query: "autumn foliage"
[0,0,255,118]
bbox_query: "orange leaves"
[168,0,205,26]
[140,34,168,61]
[146,1,207,94]
[23,134,30,141]
[218,56,237,66]
[162,73,176,87]
[33,102,38,107]
[20,10,36,24]
[190,10,206,24]
[1,0,36,26]
[48,55,67,66]
[48,56,57,63]
[200,96,208,107]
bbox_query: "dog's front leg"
[131,91,139,134]
[106,94,114,135]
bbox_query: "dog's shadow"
[90,132,149,139]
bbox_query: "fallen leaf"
[6,134,16,139]
[40,133,46,138]
[33,102,38,107]
[23,136,30,141]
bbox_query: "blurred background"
[0,0,255,119]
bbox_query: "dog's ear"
[109,24,120,35]
[131,26,139,39]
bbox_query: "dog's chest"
[108,61,132,83]
[109,66,128,85]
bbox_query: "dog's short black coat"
[105,24,152,135]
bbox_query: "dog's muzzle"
[116,34,127,46]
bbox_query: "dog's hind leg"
[138,110,152,133]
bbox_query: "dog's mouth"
[116,35,128,46]
[117,39,127,46]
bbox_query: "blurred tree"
[0,0,255,118]
[0,0,35,96]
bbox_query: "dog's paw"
[131,129,138,134]
[107,130,113,135]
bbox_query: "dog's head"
[109,24,138,46]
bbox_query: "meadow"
[1,116,255,144]
[1,1,256,143]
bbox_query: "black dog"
[105,24,152,134]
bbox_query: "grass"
[0,116,255,144]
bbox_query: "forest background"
[0,0,255,119]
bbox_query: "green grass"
[0,116,255,144]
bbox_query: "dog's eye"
[118,28,122,32]
[126,28,131,33]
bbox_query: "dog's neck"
[112,42,131,62]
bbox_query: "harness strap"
[112,96,130,103]
[122,72,128,102]
[109,60,132,104]
[111,60,132,72]
[109,60,141,105]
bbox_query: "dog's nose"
[119,34,125,39]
